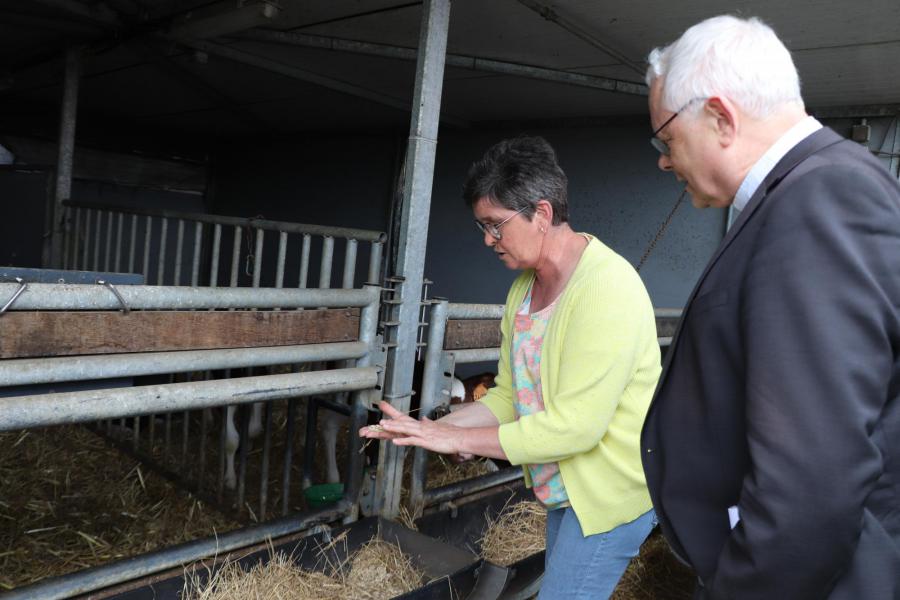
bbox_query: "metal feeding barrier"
[55,200,387,520]
[0,282,384,600]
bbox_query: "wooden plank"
[0,309,359,358]
[443,319,501,350]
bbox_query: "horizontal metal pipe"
[658,336,673,347]
[62,200,386,243]
[0,367,380,432]
[423,467,524,506]
[0,503,349,600]
[0,282,380,311]
[313,395,353,417]
[446,303,505,319]
[449,348,501,364]
[0,342,369,386]
[654,308,683,318]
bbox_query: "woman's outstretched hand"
[358,401,464,455]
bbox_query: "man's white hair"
[646,15,803,120]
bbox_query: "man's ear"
[704,96,738,147]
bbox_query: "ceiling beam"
[29,0,120,28]
[516,0,646,78]
[238,29,647,96]
[173,38,470,127]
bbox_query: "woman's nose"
[483,230,496,246]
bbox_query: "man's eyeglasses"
[650,97,707,156]
[474,206,528,240]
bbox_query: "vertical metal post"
[252,228,264,288]
[69,208,81,270]
[409,298,449,510]
[157,218,169,284]
[210,224,222,286]
[230,226,242,287]
[92,210,101,270]
[298,234,312,289]
[114,212,123,272]
[128,214,137,273]
[368,241,383,284]
[47,46,81,269]
[376,0,451,519]
[259,400,273,519]
[142,216,153,279]
[281,397,296,516]
[191,222,203,286]
[174,219,185,284]
[342,239,358,288]
[276,231,288,288]
[103,211,113,271]
[319,236,334,289]
[82,209,91,269]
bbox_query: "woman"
[360,136,660,599]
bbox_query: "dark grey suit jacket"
[641,127,900,599]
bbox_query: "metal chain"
[636,187,688,272]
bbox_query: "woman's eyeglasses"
[474,206,528,240]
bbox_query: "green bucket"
[304,482,344,508]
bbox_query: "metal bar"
[181,405,189,465]
[367,241,383,284]
[157,217,168,284]
[314,395,352,417]
[252,228,264,288]
[114,212,123,272]
[275,231,287,288]
[191,221,203,286]
[62,206,71,270]
[342,239,357,288]
[302,398,317,490]
[0,367,380,432]
[174,219,185,285]
[377,0,451,520]
[410,298,449,509]
[447,303,505,319]
[164,411,172,454]
[64,200,386,243]
[132,413,140,451]
[210,223,222,286]
[217,404,227,499]
[128,214,137,273]
[516,0,647,78]
[230,226,242,287]
[342,283,383,516]
[423,467,524,507]
[92,210,101,270]
[141,216,152,278]
[69,208,81,270]
[239,29,647,97]
[236,402,250,510]
[0,282,381,310]
[282,397,296,516]
[449,348,501,364]
[259,400,273,519]
[48,46,81,269]
[1,502,349,600]
[103,211,113,271]
[298,234,311,288]
[198,380,209,487]
[81,209,91,269]
[319,236,334,289]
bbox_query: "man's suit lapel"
[657,127,845,381]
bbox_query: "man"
[640,15,900,599]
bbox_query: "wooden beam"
[443,319,501,351]
[0,308,359,358]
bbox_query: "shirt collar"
[733,116,823,211]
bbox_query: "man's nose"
[658,153,674,172]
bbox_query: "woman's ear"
[704,96,739,148]
[534,199,554,228]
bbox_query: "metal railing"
[0,282,383,600]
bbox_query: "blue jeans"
[538,507,657,599]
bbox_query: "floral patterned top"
[512,283,569,510]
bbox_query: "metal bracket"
[98,280,130,314]
[0,277,27,315]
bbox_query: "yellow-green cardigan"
[480,235,660,536]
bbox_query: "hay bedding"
[0,426,239,590]
[183,536,424,600]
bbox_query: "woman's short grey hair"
[463,136,569,225]
[646,15,803,120]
